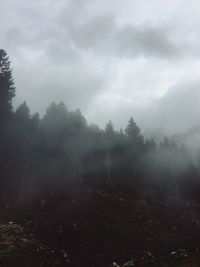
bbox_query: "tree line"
[1,49,200,203]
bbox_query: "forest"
[1,49,200,266]
[1,48,200,202]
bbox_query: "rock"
[123,260,135,266]
[170,248,188,259]
[113,262,120,267]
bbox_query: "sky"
[1,0,200,136]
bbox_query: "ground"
[1,184,200,266]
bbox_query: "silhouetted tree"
[105,121,115,182]
[125,117,144,150]
[14,102,32,196]
[0,49,15,192]
[123,118,144,188]
[0,49,15,119]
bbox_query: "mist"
[1,1,200,266]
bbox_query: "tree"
[15,101,30,120]
[105,121,115,182]
[159,136,170,150]
[124,118,144,188]
[14,102,32,197]
[0,49,15,193]
[69,109,87,181]
[125,117,144,149]
[0,49,15,120]
[145,138,156,153]
[15,102,31,149]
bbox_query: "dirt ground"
[1,184,200,266]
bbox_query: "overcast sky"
[1,0,200,135]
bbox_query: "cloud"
[65,14,179,59]
[116,24,178,58]
[145,81,200,135]
[1,0,200,137]
[13,51,109,114]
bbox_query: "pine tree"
[0,49,15,193]
[0,49,15,120]
[125,117,144,149]
[105,121,115,182]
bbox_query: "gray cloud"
[143,81,200,136]
[1,0,200,138]
[64,14,179,59]
[116,24,178,58]
[13,54,109,114]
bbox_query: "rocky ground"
[1,184,200,266]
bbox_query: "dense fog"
[1,48,200,205]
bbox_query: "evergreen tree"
[14,102,32,196]
[123,118,144,188]
[125,117,144,149]
[105,121,116,182]
[0,49,15,193]
[0,49,15,120]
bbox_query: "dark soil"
[1,184,200,266]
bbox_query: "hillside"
[1,184,200,266]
